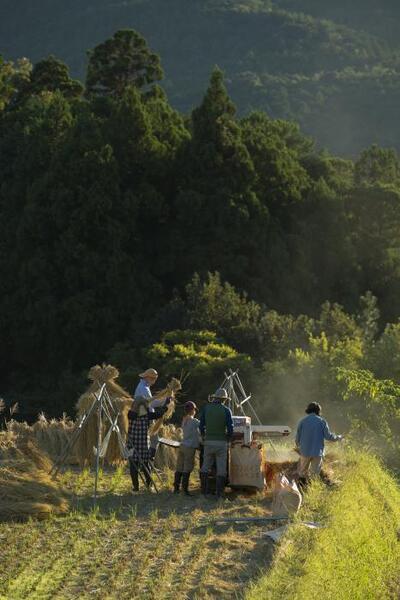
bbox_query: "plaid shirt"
[126,411,160,461]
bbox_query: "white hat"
[139,368,158,379]
[212,388,230,401]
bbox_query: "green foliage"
[86,29,163,98]
[4,1,400,153]
[184,273,263,355]
[241,112,311,215]
[2,29,400,441]
[336,368,400,461]
[355,144,400,186]
[365,323,400,383]
[356,290,380,342]
[145,329,252,408]
[15,56,83,104]
[0,56,31,110]
[315,301,361,343]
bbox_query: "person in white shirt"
[174,401,201,496]
[134,368,158,407]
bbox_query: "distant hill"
[1,0,400,155]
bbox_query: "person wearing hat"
[134,368,158,408]
[295,402,343,486]
[173,401,201,495]
[133,368,163,459]
[199,388,233,499]
[127,368,170,492]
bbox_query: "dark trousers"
[129,457,152,489]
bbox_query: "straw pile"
[75,364,132,466]
[148,378,181,436]
[0,431,70,520]
[9,415,79,465]
[264,460,298,486]
[264,452,337,487]
[154,424,182,469]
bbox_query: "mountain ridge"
[1,1,400,154]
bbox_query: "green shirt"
[199,402,234,441]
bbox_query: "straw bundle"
[154,424,182,469]
[149,378,182,436]
[264,456,336,487]
[264,460,298,486]
[75,364,132,466]
[0,432,70,520]
[8,420,32,437]
[32,414,78,464]
[9,416,79,465]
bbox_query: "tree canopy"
[86,30,163,98]
[1,31,400,468]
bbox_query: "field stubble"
[0,466,276,599]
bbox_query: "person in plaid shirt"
[127,397,171,491]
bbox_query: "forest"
[1,28,400,468]
[2,1,400,154]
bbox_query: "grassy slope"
[247,451,400,600]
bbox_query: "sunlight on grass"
[1,453,398,599]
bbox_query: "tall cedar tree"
[86,30,163,98]
[173,68,269,297]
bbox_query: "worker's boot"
[143,463,153,491]
[215,476,226,500]
[129,460,139,492]
[182,472,193,496]
[173,471,183,494]
[200,472,208,496]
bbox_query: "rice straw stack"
[0,432,70,520]
[9,415,79,465]
[75,364,132,466]
[154,424,182,469]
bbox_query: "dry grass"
[154,424,182,469]
[2,441,376,599]
[9,415,78,464]
[75,364,132,466]
[8,412,184,474]
[0,431,70,521]
[0,466,277,599]
[148,377,182,436]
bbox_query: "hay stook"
[0,431,70,520]
[75,364,132,466]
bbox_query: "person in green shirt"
[199,388,234,498]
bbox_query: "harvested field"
[0,431,349,599]
[0,466,277,599]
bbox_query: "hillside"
[247,451,400,599]
[1,0,400,154]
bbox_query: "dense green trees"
[86,30,163,97]
[1,30,400,467]
[3,1,400,154]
